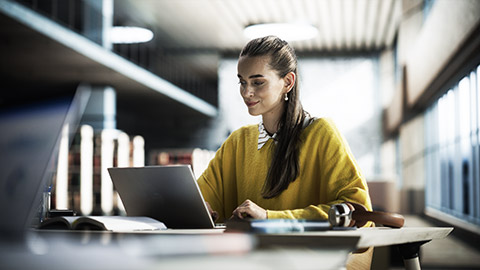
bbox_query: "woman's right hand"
[205,202,218,222]
[231,199,267,219]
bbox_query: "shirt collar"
[257,114,315,150]
[257,121,277,150]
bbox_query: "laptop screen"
[108,165,216,229]
[0,88,90,241]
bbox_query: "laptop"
[108,165,218,229]
[0,86,90,242]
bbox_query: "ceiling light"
[110,26,154,44]
[244,23,318,41]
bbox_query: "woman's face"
[237,56,288,118]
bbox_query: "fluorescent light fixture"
[244,23,318,41]
[110,26,154,44]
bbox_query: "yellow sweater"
[197,118,372,222]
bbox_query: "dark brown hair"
[240,36,306,198]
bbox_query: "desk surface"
[0,230,354,270]
[146,226,453,249]
[0,227,453,270]
[349,227,453,248]
[244,226,453,250]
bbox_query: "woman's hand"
[205,202,218,222]
[231,199,267,219]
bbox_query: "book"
[38,216,167,231]
[226,218,333,233]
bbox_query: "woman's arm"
[196,129,242,222]
[266,180,371,221]
[231,180,370,222]
[197,146,226,222]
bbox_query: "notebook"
[108,165,219,229]
[0,86,90,242]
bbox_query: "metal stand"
[396,240,430,270]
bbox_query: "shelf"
[0,0,217,117]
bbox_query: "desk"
[255,227,453,270]
[254,227,452,248]
[0,230,356,270]
[0,227,452,270]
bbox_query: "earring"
[284,93,289,101]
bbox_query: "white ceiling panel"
[117,0,402,52]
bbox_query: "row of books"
[49,124,216,217]
[50,125,145,216]
[149,148,216,179]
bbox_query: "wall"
[405,0,480,107]
[399,114,425,214]
[384,0,480,216]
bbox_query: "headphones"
[328,202,405,228]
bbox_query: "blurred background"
[1,0,479,269]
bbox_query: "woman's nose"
[241,86,254,98]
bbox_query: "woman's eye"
[238,81,246,85]
[254,81,264,86]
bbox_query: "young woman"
[197,35,372,223]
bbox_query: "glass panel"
[425,107,433,208]
[469,71,479,219]
[432,102,441,209]
[425,102,442,209]
[425,65,480,227]
[471,66,480,221]
[447,89,456,211]
[438,94,447,209]
[459,77,470,139]
[446,89,456,144]
[459,77,471,215]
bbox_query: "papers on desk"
[38,216,167,231]
[226,219,335,233]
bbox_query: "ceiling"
[114,0,404,83]
[116,0,403,53]
[0,2,216,118]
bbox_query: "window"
[425,64,480,229]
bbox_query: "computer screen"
[0,87,90,240]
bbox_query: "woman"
[197,35,372,223]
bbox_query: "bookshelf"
[49,124,215,217]
[149,148,215,179]
[51,124,145,216]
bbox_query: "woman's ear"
[284,72,296,93]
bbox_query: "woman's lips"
[245,101,259,107]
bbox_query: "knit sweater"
[197,118,372,222]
